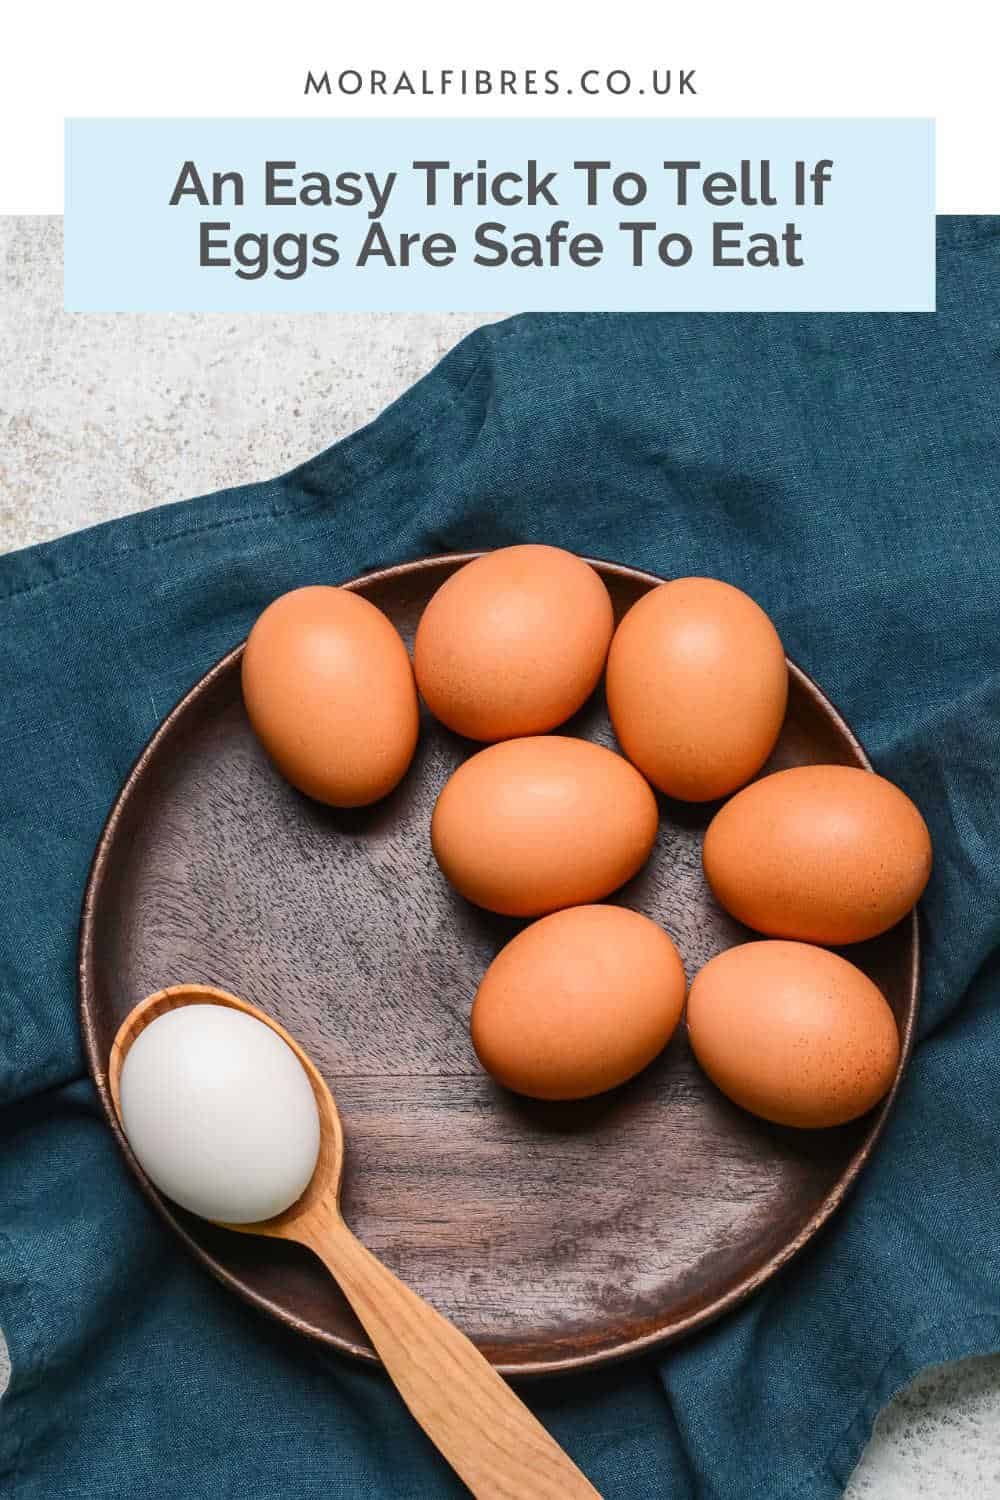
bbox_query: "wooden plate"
[79,555,918,1377]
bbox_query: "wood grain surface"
[79,555,919,1376]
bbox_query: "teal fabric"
[3,217,1000,1499]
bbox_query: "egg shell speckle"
[703,764,932,945]
[413,545,614,741]
[432,735,659,917]
[687,940,900,1128]
[471,905,687,1100]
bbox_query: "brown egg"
[472,905,687,1100]
[413,545,614,741]
[687,940,900,1128]
[432,736,658,917]
[242,585,418,807]
[703,765,932,945]
[606,577,788,801]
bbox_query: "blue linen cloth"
[2,216,999,1499]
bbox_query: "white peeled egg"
[118,1004,321,1224]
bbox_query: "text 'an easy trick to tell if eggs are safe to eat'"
[168,157,834,280]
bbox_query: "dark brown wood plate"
[79,554,918,1377]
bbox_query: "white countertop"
[2,216,997,1498]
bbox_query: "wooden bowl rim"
[78,552,920,1377]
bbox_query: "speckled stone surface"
[0,218,494,550]
[2,216,998,1496]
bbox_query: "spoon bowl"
[110,984,345,1238]
[109,984,600,1499]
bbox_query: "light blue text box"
[65,118,935,312]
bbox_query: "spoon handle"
[305,1217,602,1498]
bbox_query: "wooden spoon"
[108,984,602,1499]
